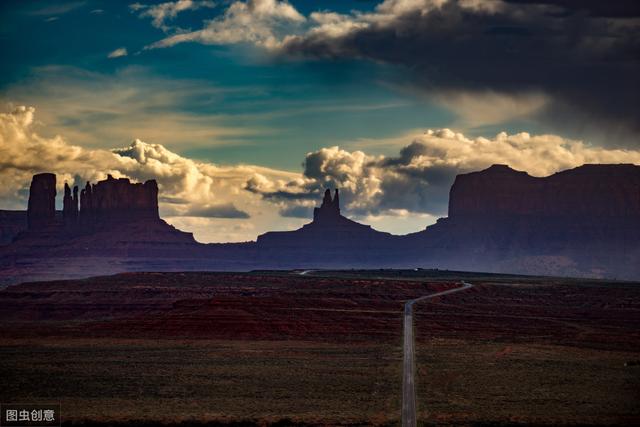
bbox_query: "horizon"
[9,160,639,243]
[1,4,639,425]
[2,0,639,243]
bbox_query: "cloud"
[131,0,217,31]
[147,0,305,49]
[502,0,640,18]
[3,105,640,241]
[27,1,86,16]
[0,66,267,151]
[277,204,312,218]
[183,203,250,218]
[432,90,550,127]
[143,0,640,143]
[107,47,128,58]
[280,0,640,138]
[0,106,298,242]
[247,128,640,218]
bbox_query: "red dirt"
[414,282,640,351]
[0,272,454,343]
[1,273,639,350]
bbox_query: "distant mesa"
[76,174,160,227]
[27,173,57,231]
[410,163,640,278]
[1,163,640,282]
[257,187,395,252]
[18,173,194,246]
[448,163,640,219]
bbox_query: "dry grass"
[2,273,639,425]
[0,338,402,425]
[415,338,640,426]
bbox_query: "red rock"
[62,183,79,226]
[27,173,56,230]
[79,175,159,226]
[313,188,341,221]
[258,187,396,253]
[449,164,640,219]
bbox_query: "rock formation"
[11,173,195,250]
[409,163,640,278]
[2,164,640,282]
[313,189,341,222]
[448,164,640,220]
[257,188,398,264]
[27,173,56,231]
[63,183,79,226]
[78,175,159,227]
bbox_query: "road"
[402,281,474,427]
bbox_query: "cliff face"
[449,164,640,219]
[63,183,79,226]
[27,173,56,230]
[13,173,194,249]
[79,175,159,226]
[2,165,640,281]
[412,164,640,278]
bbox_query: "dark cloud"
[244,141,457,217]
[244,185,320,201]
[279,205,312,218]
[504,0,640,18]
[159,195,191,205]
[183,203,250,219]
[282,0,640,143]
[244,127,640,218]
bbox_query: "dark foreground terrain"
[0,271,638,426]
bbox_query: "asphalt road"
[402,281,474,427]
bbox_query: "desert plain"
[0,271,638,426]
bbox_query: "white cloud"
[148,0,305,49]
[131,0,216,31]
[3,105,640,241]
[144,0,462,51]
[0,66,267,151]
[107,47,128,58]
[0,106,299,242]
[136,0,640,144]
[247,128,640,218]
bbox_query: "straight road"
[402,281,474,427]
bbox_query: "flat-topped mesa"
[79,175,159,226]
[313,188,341,222]
[27,173,57,231]
[448,163,640,220]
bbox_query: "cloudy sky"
[1,0,639,242]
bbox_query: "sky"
[1,0,639,242]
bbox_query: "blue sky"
[1,0,638,242]
[0,0,540,169]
